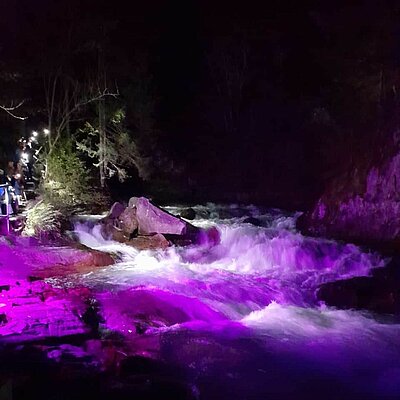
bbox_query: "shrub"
[23,200,64,239]
[44,139,92,207]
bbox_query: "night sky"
[1,0,399,208]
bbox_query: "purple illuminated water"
[61,205,400,398]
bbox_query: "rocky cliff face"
[299,137,400,246]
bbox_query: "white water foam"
[69,204,400,398]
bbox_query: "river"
[66,204,400,399]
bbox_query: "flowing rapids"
[65,204,400,399]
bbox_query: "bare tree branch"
[44,68,119,154]
[0,100,27,120]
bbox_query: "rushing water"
[70,204,400,399]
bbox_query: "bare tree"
[0,100,27,120]
[44,71,118,152]
[43,69,118,181]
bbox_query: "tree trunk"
[98,97,106,188]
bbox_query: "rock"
[118,207,138,236]
[135,197,187,235]
[111,227,129,243]
[84,339,124,370]
[127,234,170,250]
[180,208,196,220]
[206,226,221,246]
[100,219,131,244]
[243,217,262,227]
[98,288,226,336]
[28,276,44,282]
[191,226,221,246]
[100,197,220,249]
[109,202,125,219]
[318,277,400,314]
[128,196,139,208]
[0,280,93,340]
[81,300,103,332]
[299,139,400,246]
[317,257,400,314]
[100,213,131,243]
[99,217,117,239]
[0,239,114,279]
[29,245,115,278]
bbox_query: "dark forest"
[1,0,398,207]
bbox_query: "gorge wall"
[299,135,400,247]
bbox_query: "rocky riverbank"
[297,136,400,316]
[0,236,115,342]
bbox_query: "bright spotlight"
[32,131,38,137]
[43,128,50,135]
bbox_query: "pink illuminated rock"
[0,280,92,341]
[29,245,115,278]
[109,202,125,219]
[0,239,107,344]
[127,233,169,250]
[0,238,114,279]
[135,197,187,235]
[98,288,226,335]
[299,140,400,246]
[98,196,220,249]
[119,206,138,235]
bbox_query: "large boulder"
[299,139,400,247]
[99,197,220,250]
[134,197,186,235]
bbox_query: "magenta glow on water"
[68,204,400,398]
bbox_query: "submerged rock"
[317,257,400,314]
[180,208,196,220]
[98,288,226,336]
